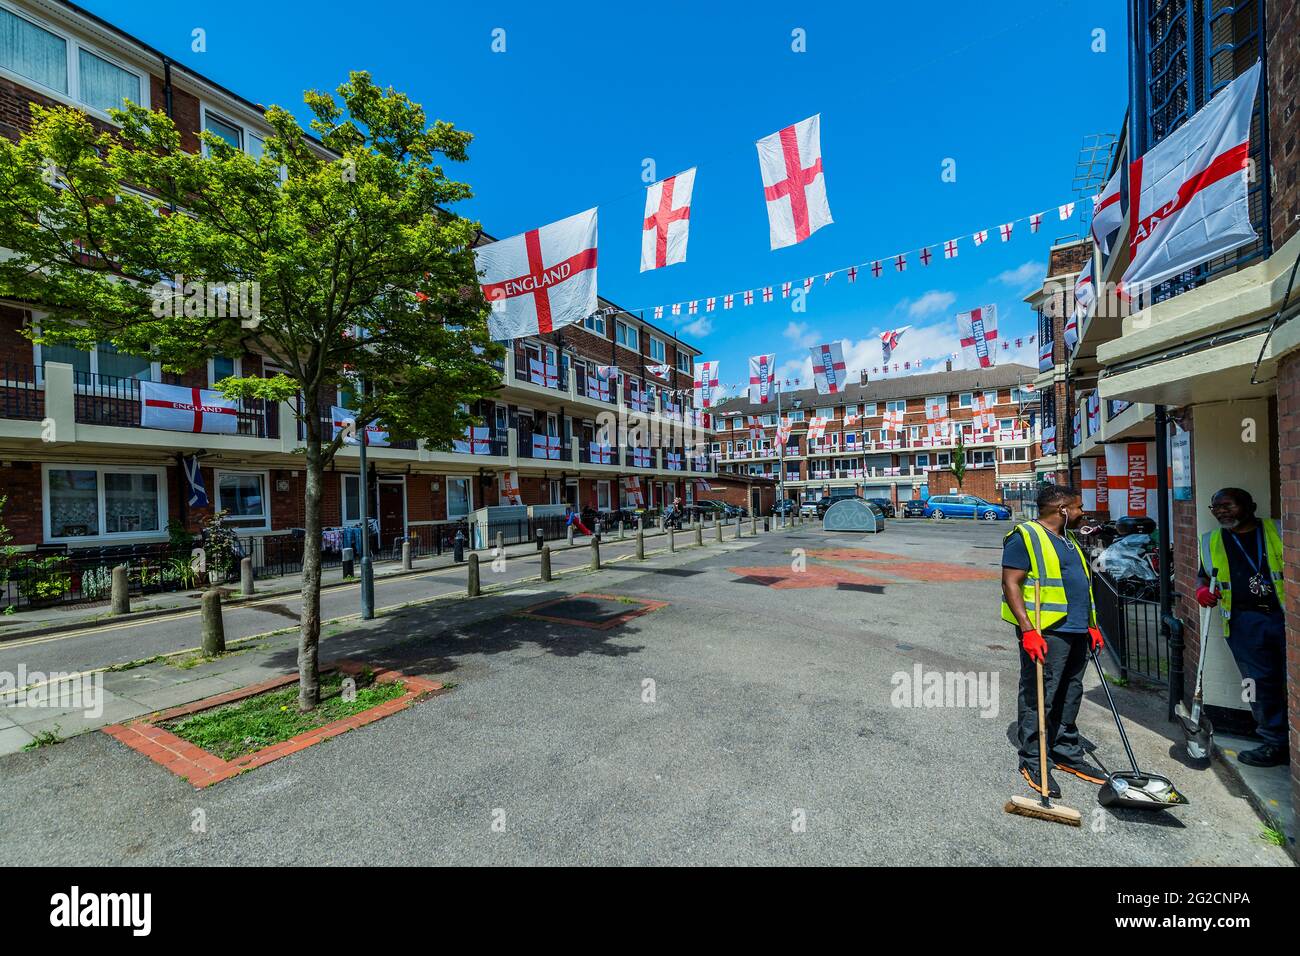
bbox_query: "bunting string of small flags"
[596,195,1081,322]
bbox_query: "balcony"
[296,399,414,449]
[521,432,571,462]
[72,369,280,439]
[0,362,44,422]
[512,344,569,393]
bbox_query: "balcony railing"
[521,433,570,462]
[513,346,569,392]
[294,398,414,449]
[575,373,616,405]
[0,362,44,421]
[70,369,279,439]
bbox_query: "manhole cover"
[514,592,666,630]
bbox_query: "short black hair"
[1037,484,1081,513]
[1212,487,1257,514]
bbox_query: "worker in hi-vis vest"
[1000,485,1108,799]
[1196,487,1288,768]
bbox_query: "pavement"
[0,518,1291,866]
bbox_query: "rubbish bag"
[1096,534,1157,581]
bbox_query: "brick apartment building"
[0,0,713,561]
[709,362,1041,509]
[1065,0,1299,841]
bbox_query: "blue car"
[922,494,1011,521]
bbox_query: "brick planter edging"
[101,660,442,788]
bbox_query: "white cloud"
[996,261,1043,287]
[903,290,957,319]
[681,315,713,338]
[782,320,821,348]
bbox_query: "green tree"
[950,432,967,491]
[0,73,502,708]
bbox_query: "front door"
[378,480,405,550]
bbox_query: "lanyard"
[1228,526,1265,577]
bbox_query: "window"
[36,337,156,382]
[862,402,878,417]
[201,106,269,159]
[208,355,241,386]
[447,477,473,519]
[1003,446,1029,462]
[616,320,638,350]
[342,474,363,524]
[999,418,1014,432]
[731,417,743,431]
[815,407,833,419]
[1,6,67,94]
[43,464,165,541]
[787,409,804,421]
[216,471,268,530]
[584,314,606,336]
[984,390,998,406]
[649,336,666,362]
[958,392,973,408]
[885,399,906,413]
[971,449,996,466]
[676,351,691,374]
[78,48,140,113]
[843,404,858,418]
[1011,387,1033,405]
[597,480,611,510]
[761,414,777,426]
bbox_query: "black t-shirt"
[1002,525,1092,633]
[1214,525,1282,616]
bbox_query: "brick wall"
[703,476,776,513]
[0,305,32,367]
[1268,0,1299,250]
[926,466,1000,502]
[0,462,42,545]
[1274,354,1300,812]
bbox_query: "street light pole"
[358,431,374,620]
[776,383,786,526]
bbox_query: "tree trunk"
[299,429,324,711]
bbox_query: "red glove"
[1195,585,1219,608]
[1088,626,1105,651]
[1021,629,1047,663]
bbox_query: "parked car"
[900,498,928,518]
[799,499,821,517]
[771,499,797,517]
[865,497,896,518]
[687,500,726,521]
[922,494,1011,521]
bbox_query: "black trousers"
[1225,609,1288,747]
[1016,628,1089,768]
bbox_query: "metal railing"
[1093,570,1167,686]
[0,362,43,421]
[68,369,278,438]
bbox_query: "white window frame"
[341,473,365,525]
[214,468,270,531]
[0,3,146,123]
[596,479,611,511]
[199,101,271,160]
[675,351,692,374]
[1002,446,1029,462]
[862,402,878,417]
[207,355,242,387]
[916,454,930,467]
[958,392,973,408]
[584,314,606,336]
[885,399,906,413]
[42,463,168,543]
[446,476,474,520]
[984,390,998,406]
[615,320,639,351]
[33,333,161,387]
[649,336,666,363]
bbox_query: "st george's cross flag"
[641,168,695,272]
[882,407,904,433]
[499,470,523,506]
[331,406,391,447]
[957,304,998,369]
[1080,457,1102,511]
[747,416,764,443]
[809,341,847,394]
[925,395,948,424]
[748,353,777,404]
[623,476,644,507]
[1122,61,1261,295]
[881,326,909,364]
[141,382,239,434]
[1104,442,1158,520]
[1041,425,1057,455]
[453,426,491,455]
[1086,391,1101,435]
[694,361,720,409]
[476,208,598,340]
[1091,168,1123,255]
[1066,258,1095,352]
[806,417,828,442]
[757,114,832,249]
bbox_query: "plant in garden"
[0,73,502,708]
[950,433,967,491]
[0,496,18,612]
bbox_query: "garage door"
[862,486,891,498]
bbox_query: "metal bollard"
[401,541,412,571]
[636,527,645,560]
[110,564,130,616]
[240,556,254,596]
[764,517,770,533]
[541,545,552,582]
[536,528,545,551]
[201,588,225,656]
[467,552,481,597]
[668,527,676,552]
[590,537,601,570]
[453,531,465,563]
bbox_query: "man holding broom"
[1001,485,1108,799]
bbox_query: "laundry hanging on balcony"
[140,382,239,434]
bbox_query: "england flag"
[757,114,832,249]
[140,382,239,434]
[809,341,847,394]
[641,168,695,272]
[1090,169,1123,255]
[1121,61,1261,295]
[748,353,776,404]
[476,207,598,341]
[694,360,719,409]
[957,305,998,369]
[332,406,391,447]
[1104,442,1158,519]
[881,326,909,364]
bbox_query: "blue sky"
[92,0,1127,392]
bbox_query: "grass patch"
[22,726,63,751]
[162,669,405,761]
[1103,673,1129,688]
[1259,821,1287,847]
[166,644,260,671]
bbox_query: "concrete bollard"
[496,531,504,553]
[590,537,601,570]
[402,540,412,571]
[695,523,703,546]
[715,519,723,543]
[619,521,626,540]
[764,517,770,533]
[636,527,645,560]
[668,527,676,553]
[110,564,130,616]
[751,514,757,536]
[567,525,574,546]
[240,556,254,597]
[735,516,743,539]
[467,553,481,597]
[541,545,552,582]
[201,588,225,656]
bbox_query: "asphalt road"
[0,519,1289,866]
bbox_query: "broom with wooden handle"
[1004,579,1082,826]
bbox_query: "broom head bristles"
[1004,795,1082,827]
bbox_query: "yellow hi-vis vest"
[1199,519,1285,636]
[1000,521,1097,630]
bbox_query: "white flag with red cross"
[623,476,644,507]
[1029,213,1043,233]
[724,294,734,309]
[1104,441,1158,520]
[141,382,239,434]
[641,168,695,272]
[881,326,909,364]
[706,296,716,312]
[882,407,903,433]
[331,405,391,447]
[809,341,847,394]
[973,229,988,246]
[748,353,776,404]
[476,208,598,341]
[1121,60,1260,295]
[747,416,764,442]
[1090,168,1123,255]
[1080,457,1101,511]
[806,417,828,442]
[957,304,998,369]
[453,425,492,455]
[757,114,832,249]
[694,360,719,409]
[499,470,523,506]
[999,222,1013,242]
